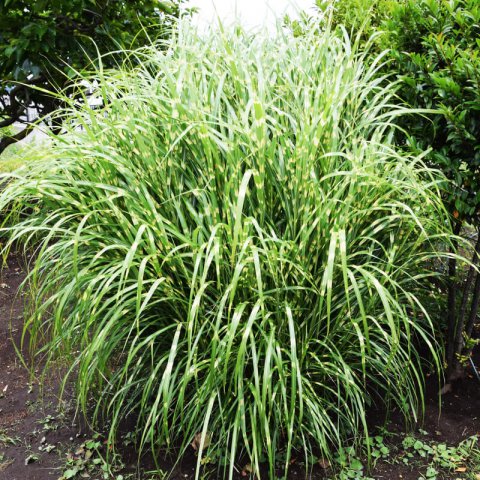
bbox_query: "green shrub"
[0,23,453,478]
[320,0,480,383]
[316,0,397,43]
[384,0,480,225]
[382,0,480,381]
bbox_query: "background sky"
[185,0,317,31]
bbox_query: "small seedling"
[39,415,59,432]
[0,431,18,446]
[59,434,126,480]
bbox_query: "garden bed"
[0,252,479,480]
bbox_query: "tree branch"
[0,115,21,129]
[452,233,480,357]
[0,123,35,154]
[446,221,462,369]
[0,76,47,130]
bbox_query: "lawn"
[0,143,25,172]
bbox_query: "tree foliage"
[320,0,480,382]
[384,0,480,382]
[0,0,183,152]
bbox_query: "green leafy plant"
[400,433,480,478]
[59,434,126,480]
[317,0,480,384]
[0,0,185,153]
[366,435,390,462]
[0,21,455,479]
[381,0,480,384]
[334,448,373,480]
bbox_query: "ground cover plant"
[0,21,457,479]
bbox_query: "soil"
[1,251,479,480]
[0,252,86,480]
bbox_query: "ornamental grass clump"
[0,22,452,479]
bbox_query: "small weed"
[59,434,127,480]
[326,432,480,480]
[401,433,480,477]
[0,430,19,446]
[39,414,59,432]
[0,452,14,471]
[366,436,390,463]
[402,436,434,459]
[331,447,373,480]
[422,465,439,480]
[38,436,56,453]
[121,431,135,447]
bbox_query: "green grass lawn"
[0,144,26,172]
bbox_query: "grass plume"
[0,21,453,479]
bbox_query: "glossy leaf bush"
[0,23,453,478]
[319,0,480,384]
[382,0,480,379]
[384,0,480,225]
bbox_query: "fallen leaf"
[241,463,253,476]
[190,432,211,451]
[318,458,330,469]
[455,466,467,472]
